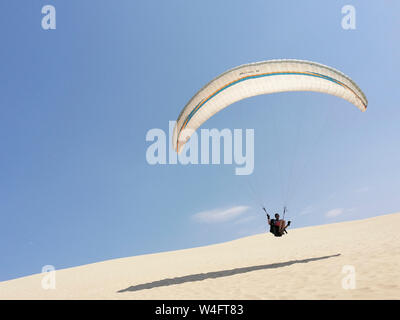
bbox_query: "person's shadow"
[117,253,341,293]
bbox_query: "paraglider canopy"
[173,59,367,153]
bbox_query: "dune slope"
[1,213,399,299]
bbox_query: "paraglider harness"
[263,207,291,237]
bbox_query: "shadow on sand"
[117,253,341,293]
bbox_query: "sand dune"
[1,213,399,299]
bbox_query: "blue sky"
[0,1,399,281]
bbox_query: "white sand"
[1,213,399,300]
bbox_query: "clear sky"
[1,1,399,281]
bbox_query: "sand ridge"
[0,213,399,299]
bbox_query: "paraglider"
[173,59,368,237]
